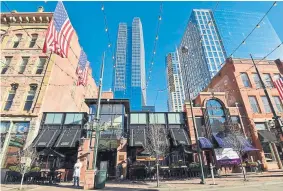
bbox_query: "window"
[29,34,38,48]
[45,113,63,124]
[248,96,261,113]
[149,113,166,124]
[168,113,184,124]
[13,34,22,48]
[4,84,18,111]
[0,121,10,134]
[23,84,37,111]
[255,123,267,130]
[252,73,262,88]
[36,57,46,74]
[240,73,251,87]
[273,73,281,81]
[1,57,12,74]
[273,96,283,112]
[261,96,271,113]
[64,113,83,125]
[263,73,273,88]
[19,57,29,74]
[130,113,147,124]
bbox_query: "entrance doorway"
[97,149,117,179]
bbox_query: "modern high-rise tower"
[166,51,185,112]
[113,18,146,111]
[179,9,283,100]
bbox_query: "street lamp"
[178,46,205,184]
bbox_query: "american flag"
[274,77,283,100]
[43,1,74,58]
[76,50,89,86]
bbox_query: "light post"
[250,54,283,169]
[179,46,205,184]
[92,52,105,182]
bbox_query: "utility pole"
[180,46,205,184]
[250,54,283,169]
[93,52,105,172]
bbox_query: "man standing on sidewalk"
[73,159,82,188]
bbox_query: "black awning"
[54,129,82,148]
[38,148,65,158]
[258,130,278,143]
[130,128,146,147]
[170,128,191,146]
[33,129,61,148]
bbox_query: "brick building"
[203,58,283,169]
[0,7,98,168]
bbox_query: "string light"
[145,2,163,90]
[219,1,277,67]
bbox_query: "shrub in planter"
[9,165,20,172]
[30,167,41,172]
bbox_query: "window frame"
[1,56,12,74]
[44,113,64,124]
[36,57,47,74]
[273,96,283,113]
[13,34,22,48]
[23,84,38,111]
[4,84,18,111]
[240,72,251,88]
[248,96,261,113]
[18,57,29,74]
[263,73,274,88]
[29,34,38,48]
[261,96,271,113]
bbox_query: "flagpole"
[250,54,283,169]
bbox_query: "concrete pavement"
[1,171,282,191]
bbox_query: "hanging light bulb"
[112,56,115,60]
[256,24,260,28]
[105,28,108,32]
[273,2,277,6]
[108,43,111,48]
[155,35,159,40]
[158,16,162,21]
[101,6,104,11]
[242,40,246,44]
[151,62,154,65]
[208,20,212,26]
[153,51,156,55]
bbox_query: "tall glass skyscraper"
[179,9,283,99]
[166,51,185,112]
[113,18,146,111]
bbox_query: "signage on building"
[214,148,239,161]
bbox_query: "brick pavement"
[1,171,282,191]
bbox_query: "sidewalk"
[1,171,282,191]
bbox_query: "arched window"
[206,99,226,133]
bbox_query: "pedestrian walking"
[73,159,82,187]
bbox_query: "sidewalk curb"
[151,181,283,191]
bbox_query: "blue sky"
[2,1,283,111]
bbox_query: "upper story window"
[252,73,262,88]
[261,96,271,113]
[4,84,18,111]
[149,113,166,124]
[29,34,38,48]
[273,96,283,113]
[248,96,261,113]
[240,72,251,87]
[130,113,147,124]
[168,113,184,124]
[0,121,10,134]
[64,113,83,125]
[23,84,38,111]
[45,113,63,124]
[263,73,274,88]
[273,73,281,81]
[19,57,29,74]
[36,57,46,74]
[206,99,226,132]
[13,34,22,48]
[1,57,12,74]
